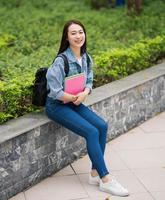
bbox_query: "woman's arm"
[46,57,77,103]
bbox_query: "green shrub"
[0,76,35,123]
[93,35,165,87]
[0,34,16,49]
[0,0,23,8]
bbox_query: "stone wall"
[0,62,165,200]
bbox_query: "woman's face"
[67,23,85,49]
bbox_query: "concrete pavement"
[9,112,165,200]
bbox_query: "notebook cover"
[64,73,85,95]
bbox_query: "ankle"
[101,175,109,183]
[91,169,99,177]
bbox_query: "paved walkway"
[10,112,165,200]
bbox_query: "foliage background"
[0,0,165,123]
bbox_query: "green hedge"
[0,76,34,123]
[0,35,165,124]
[93,35,165,87]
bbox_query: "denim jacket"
[46,47,93,100]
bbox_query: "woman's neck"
[70,46,81,59]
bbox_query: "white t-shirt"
[77,57,82,67]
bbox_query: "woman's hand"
[61,93,77,104]
[73,88,90,105]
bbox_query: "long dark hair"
[57,19,87,55]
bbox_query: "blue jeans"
[45,97,109,178]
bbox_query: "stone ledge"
[0,113,49,144]
[86,62,165,105]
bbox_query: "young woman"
[46,19,129,197]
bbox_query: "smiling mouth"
[75,40,83,43]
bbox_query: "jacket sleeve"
[85,54,93,93]
[46,57,65,100]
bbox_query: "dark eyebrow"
[70,29,83,33]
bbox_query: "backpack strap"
[57,54,69,77]
[51,54,69,77]
[86,53,91,72]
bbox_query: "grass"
[0,0,164,82]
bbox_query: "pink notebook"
[64,73,85,95]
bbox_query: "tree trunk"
[127,0,142,15]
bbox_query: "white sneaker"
[99,177,129,197]
[88,174,100,185]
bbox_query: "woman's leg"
[71,103,108,171]
[71,103,108,154]
[45,98,109,178]
[46,98,129,196]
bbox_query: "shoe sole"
[99,187,129,197]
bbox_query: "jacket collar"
[64,47,86,63]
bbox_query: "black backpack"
[32,54,69,106]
